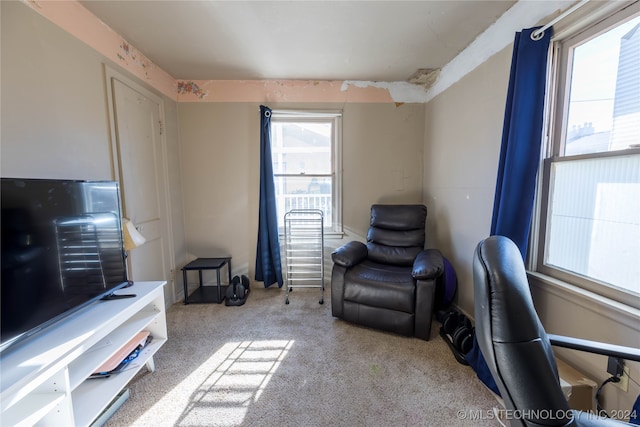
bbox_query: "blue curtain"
[467,26,552,396]
[490,27,552,260]
[255,105,283,288]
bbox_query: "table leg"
[146,356,156,372]
[183,269,188,304]
[216,268,222,303]
[198,270,203,289]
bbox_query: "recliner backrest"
[366,204,426,266]
[473,236,572,427]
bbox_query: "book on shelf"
[90,331,153,379]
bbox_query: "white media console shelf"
[0,281,167,427]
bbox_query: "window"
[535,5,640,309]
[270,111,342,234]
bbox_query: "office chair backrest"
[473,235,572,427]
[366,204,426,266]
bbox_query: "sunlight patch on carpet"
[133,340,293,426]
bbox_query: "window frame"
[270,110,343,236]
[532,3,640,310]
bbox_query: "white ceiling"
[80,0,517,82]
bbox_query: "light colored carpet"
[104,285,501,427]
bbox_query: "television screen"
[1,178,128,351]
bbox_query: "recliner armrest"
[412,249,444,280]
[331,241,368,267]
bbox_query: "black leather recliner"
[331,204,444,340]
[473,235,640,427]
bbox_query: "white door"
[111,77,174,304]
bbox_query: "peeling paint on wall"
[177,81,208,99]
[408,68,441,89]
[341,81,429,103]
[176,80,396,103]
[118,41,155,80]
[423,0,573,102]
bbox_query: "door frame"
[104,64,176,306]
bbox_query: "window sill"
[527,271,640,332]
[323,231,345,239]
[278,231,344,239]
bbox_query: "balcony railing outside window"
[277,193,332,229]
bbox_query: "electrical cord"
[595,375,621,417]
[612,357,640,389]
[597,358,640,422]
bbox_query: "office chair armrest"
[412,249,444,280]
[331,241,367,268]
[548,333,640,362]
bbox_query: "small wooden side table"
[182,257,232,304]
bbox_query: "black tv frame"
[1,177,130,353]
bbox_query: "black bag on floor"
[225,275,250,306]
[437,308,474,365]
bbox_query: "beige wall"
[1,1,187,304]
[423,42,639,413]
[1,1,113,180]
[341,103,426,236]
[177,103,257,279]
[423,46,512,314]
[177,102,426,284]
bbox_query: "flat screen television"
[1,178,129,352]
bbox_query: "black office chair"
[473,235,640,426]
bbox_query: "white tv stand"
[0,281,167,427]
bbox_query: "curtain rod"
[260,109,342,117]
[531,0,590,40]
[272,110,340,116]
